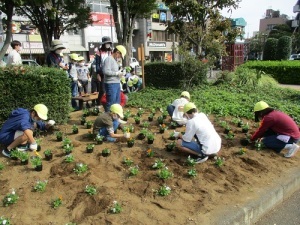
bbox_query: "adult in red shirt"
[251,101,300,158]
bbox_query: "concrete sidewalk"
[211,166,300,225]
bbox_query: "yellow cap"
[115,45,127,59]
[127,80,133,87]
[77,56,85,61]
[110,104,124,119]
[133,77,139,84]
[69,53,79,60]
[181,91,190,100]
[254,101,269,112]
[33,104,48,120]
[121,77,126,84]
[183,102,197,113]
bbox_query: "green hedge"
[263,38,278,60]
[276,36,292,60]
[0,66,71,125]
[242,61,300,84]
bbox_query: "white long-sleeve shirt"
[7,50,22,66]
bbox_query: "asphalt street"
[255,189,300,225]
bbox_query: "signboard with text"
[90,13,114,26]
[147,42,166,48]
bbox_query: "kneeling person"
[0,104,55,158]
[176,103,221,163]
[93,104,127,142]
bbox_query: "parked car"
[130,57,139,68]
[22,59,41,66]
[289,54,300,60]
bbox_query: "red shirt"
[251,110,300,141]
[101,92,127,107]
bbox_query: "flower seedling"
[95,135,104,144]
[85,185,97,196]
[18,151,29,162]
[187,168,197,178]
[166,141,176,151]
[110,200,122,214]
[92,107,99,116]
[86,144,95,153]
[169,121,177,129]
[238,148,247,155]
[0,163,4,170]
[63,144,74,155]
[123,110,131,120]
[134,116,141,124]
[214,156,225,167]
[72,124,79,134]
[44,149,52,156]
[241,122,250,133]
[129,165,139,176]
[148,113,154,121]
[65,154,75,163]
[137,108,144,117]
[0,216,11,225]
[55,131,63,141]
[74,163,88,175]
[255,140,264,151]
[82,108,90,117]
[123,157,134,166]
[33,180,48,192]
[52,197,63,209]
[10,149,19,160]
[159,124,168,133]
[225,131,235,140]
[142,121,150,128]
[127,138,135,145]
[157,167,173,180]
[2,189,19,207]
[36,138,42,151]
[169,131,176,140]
[85,121,93,129]
[219,120,228,128]
[62,137,72,147]
[186,155,196,167]
[30,156,42,168]
[80,116,86,125]
[138,128,148,139]
[157,115,164,125]
[146,132,155,141]
[146,149,154,157]
[157,185,171,196]
[152,159,165,169]
[162,110,168,118]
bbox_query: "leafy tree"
[263,38,278,60]
[110,0,157,64]
[15,0,92,55]
[268,24,292,40]
[276,36,292,60]
[0,0,22,62]
[163,0,240,59]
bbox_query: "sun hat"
[50,39,66,51]
[33,104,48,120]
[121,77,126,84]
[115,45,127,59]
[77,56,85,61]
[181,91,190,100]
[183,102,197,113]
[254,101,269,112]
[110,104,124,119]
[101,36,112,45]
[132,77,139,84]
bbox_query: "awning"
[6,46,70,54]
[68,45,87,51]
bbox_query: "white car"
[130,57,139,68]
[289,54,300,60]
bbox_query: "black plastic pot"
[159,129,165,134]
[240,138,250,146]
[96,140,103,145]
[102,151,111,157]
[148,117,153,122]
[86,124,92,129]
[127,142,134,148]
[57,136,63,142]
[242,128,249,133]
[37,145,41,152]
[138,133,146,140]
[224,128,231,134]
[147,139,154,144]
[135,121,140,125]
[35,164,43,171]
[21,159,29,165]
[45,153,53,161]
[73,129,79,134]
[86,148,94,153]
[166,145,174,152]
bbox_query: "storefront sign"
[22,42,43,49]
[90,13,114,26]
[148,42,166,48]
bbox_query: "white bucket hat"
[50,39,66,51]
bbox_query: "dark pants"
[71,81,78,108]
[78,80,88,94]
[91,78,104,106]
[167,105,175,117]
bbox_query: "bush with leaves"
[263,38,278,60]
[276,36,292,60]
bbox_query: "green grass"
[126,83,300,123]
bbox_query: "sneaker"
[2,149,11,158]
[284,143,299,158]
[195,156,209,164]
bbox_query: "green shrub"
[276,36,292,60]
[263,38,278,60]
[0,66,71,125]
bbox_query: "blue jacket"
[0,108,46,146]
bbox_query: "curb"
[212,167,300,225]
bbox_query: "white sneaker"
[284,143,299,158]
[195,156,209,164]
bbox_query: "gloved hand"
[78,82,82,88]
[116,69,124,77]
[47,120,55,126]
[73,77,78,82]
[173,131,180,138]
[88,78,91,82]
[122,70,126,76]
[124,132,131,139]
[29,143,38,151]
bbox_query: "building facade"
[259,9,289,33]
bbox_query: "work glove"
[78,82,82,88]
[73,77,78,82]
[116,69,124,78]
[47,120,55,126]
[29,143,38,151]
[88,78,91,82]
[173,131,180,138]
[124,132,131,139]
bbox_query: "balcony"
[293,5,300,13]
[292,20,299,28]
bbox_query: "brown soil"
[0,109,299,225]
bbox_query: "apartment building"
[259,9,289,33]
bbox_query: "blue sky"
[222,0,296,37]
